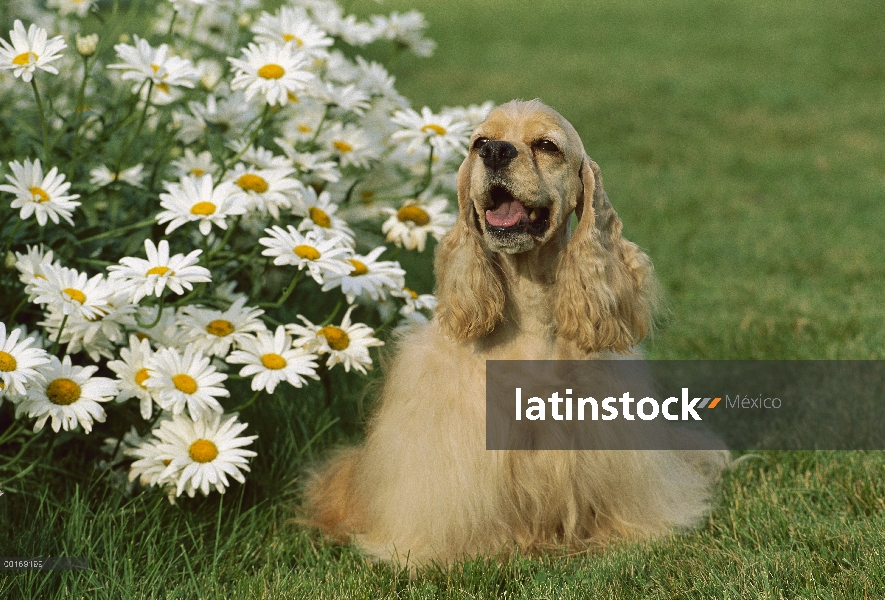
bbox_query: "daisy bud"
[76,33,99,57]
[4,251,16,269]
[237,14,252,28]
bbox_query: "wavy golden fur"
[304,100,727,566]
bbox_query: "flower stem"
[413,142,435,197]
[50,314,69,355]
[135,297,166,329]
[70,54,93,177]
[219,105,272,178]
[77,216,156,245]
[115,81,154,175]
[30,79,51,163]
[258,271,302,308]
[231,389,262,413]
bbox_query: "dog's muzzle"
[484,185,550,238]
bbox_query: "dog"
[304,99,728,566]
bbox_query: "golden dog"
[304,99,727,566]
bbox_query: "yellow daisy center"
[188,439,219,463]
[146,266,172,276]
[309,206,331,228]
[151,64,161,73]
[294,245,320,260]
[349,259,368,276]
[190,168,206,176]
[318,325,350,351]
[360,191,375,200]
[261,353,287,370]
[237,173,269,194]
[172,373,198,394]
[333,140,354,153]
[397,205,430,226]
[205,319,235,337]
[63,288,87,304]
[298,124,312,134]
[135,368,150,388]
[30,187,50,202]
[191,201,217,216]
[287,91,300,103]
[46,378,81,406]
[403,286,419,299]
[282,34,304,47]
[0,351,17,372]
[156,82,170,94]
[258,63,285,79]
[13,52,37,66]
[421,124,447,135]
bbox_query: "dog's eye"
[533,140,560,153]
[472,137,490,150]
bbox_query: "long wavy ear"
[553,156,658,353]
[434,156,506,340]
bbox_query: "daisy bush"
[0,0,490,500]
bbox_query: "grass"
[3,0,885,597]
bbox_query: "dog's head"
[462,101,585,254]
[435,99,658,354]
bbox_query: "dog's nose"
[479,141,518,170]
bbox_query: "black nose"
[479,141,518,170]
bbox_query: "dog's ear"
[434,156,506,340]
[552,155,658,353]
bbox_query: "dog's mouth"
[484,186,550,237]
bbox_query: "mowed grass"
[4,0,885,597]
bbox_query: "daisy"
[108,36,198,94]
[47,0,96,18]
[251,6,334,58]
[177,297,267,358]
[107,239,211,303]
[39,290,136,361]
[127,305,182,349]
[370,11,436,57]
[0,20,67,83]
[89,164,146,188]
[258,226,352,285]
[309,81,371,116]
[275,146,341,188]
[126,430,176,490]
[31,264,111,320]
[276,97,327,143]
[320,123,380,169]
[321,246,405,304]
[169,148,217,179]
[0,158,81,226]
[296,188,355,245]
[144,346,229,421]
[381,197,455,252]
[174,92,257,144]
[17,355,117,434]
[228,42,314,106]
[225,163,304,220]
[14,245,58,291]
[226,325,319,393]
[0,322,51,396]
[229,144,293,171]
[287,305,383,374]
[151,412,257,497]
[106,335,156,419]
[157,174,247,236]
[392,286,438,315]
[391,106,471,158]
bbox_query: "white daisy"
[275,147,341,187]
[128,306,182,349]
[106,335,157,420]
[157,174,247,236]
[226,163,304,220]
[177,297,267,358]
[0,20,67,83]
[258,226,352,285]
[108,35,198,94]
[392,286,438,315]
[381,197,455,252]
[47,0,95,18]
[320,122,380,169]
[17,355,117,434]
[251,6,334,58]
[309,81,371,116]
[276,97,327,143]
[296,188,355,245]
[169,148,217,179]
[126,430,176,490]
[151,412,257,497]
[226,325,319,393]
[14,244,59,294]
[107,239,211,303]
[227,143,293,171]
[89,164,146,188]
[144,346,229,420]
[228,42,314,106]
[0,322,51,396]
[321,246,406,304]
[174,91,257,144]
[391,106,471,158]
[287,305,382,374]
[31,264,111,320]
[0,158,81,226]
[39,290,136,361]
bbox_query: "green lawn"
[3,0,885,597]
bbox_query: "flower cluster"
[0,0,491,499]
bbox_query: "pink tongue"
[486,200,528,228]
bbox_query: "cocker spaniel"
[304,99,727,566]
